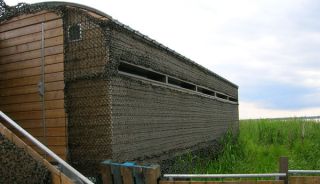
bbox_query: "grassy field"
[173,119,320,174]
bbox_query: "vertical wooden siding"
[0,11,67,160]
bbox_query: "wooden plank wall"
[0,10,67,160]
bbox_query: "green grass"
[173,119,320,174]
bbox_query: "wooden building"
[0,1,239,176]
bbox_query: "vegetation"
[173,119,320,174]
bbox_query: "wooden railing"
[100,160,161,184]
[0,122,73,184]
[100,157,320,184]
[0,111,93,184]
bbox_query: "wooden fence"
[290,176,320,184]
[100,158,320,184]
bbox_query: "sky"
[4,0,320,119]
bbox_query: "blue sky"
[5,0,320,118]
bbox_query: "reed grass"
[173,119,320,174]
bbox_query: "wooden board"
[6,109,66,120]
[12,127,66,137]
[0,12,60,33]
[0,27,63,49]
[0,91,64,105]
[0,36,63,56]
[17,118,67,128]
[0,72,64,88]
[0,19,62,40]
[21,136,67,146]
[0,45,63,65]
[1,100,65,112]
[0,81,64,96]
[1,11,48,25]
[0,65,63,82]
[0,53,63,72]
[290,176,320,184]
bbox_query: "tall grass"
[173,119,320,174]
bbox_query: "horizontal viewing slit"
[118,62,166,83]
[228,97,238,102]
[168,77,196,91]
[118,61,238,104]
[216,92,228,100]
[197,87,215,96]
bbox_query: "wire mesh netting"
[63,8,112,177]
[0,134,51,183]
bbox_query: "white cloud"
[240,101,320,119]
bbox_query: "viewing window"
[168,77,196,91]
[216,92,228,100]
[118,61,238,104]
[118,62,166,82]
[68,24,82,42]
[197,87,215,97]
[228,97,238,102]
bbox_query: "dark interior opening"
[68,24,81,41]
[216,92,228,100]
[118,62,166,82]
[118,62,236,103]
[228,97,238,102]
[168,77,196,91]
[197,87,215,96]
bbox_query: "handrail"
[163,173,287,180]
[0,111,93,184]
[289,170,320,174]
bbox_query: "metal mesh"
[63,8,112,177]
[0,134,51,183]
[0,0,8,18]
[109,76,238,161]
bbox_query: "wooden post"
[100,161,161,184]
[100,160,113,184]
[133,167,144,184]
[279,156,288,184]
[144,164,161,184]
[111,165,123,184]
[121,167,134,184]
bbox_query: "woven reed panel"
[110,75,239,161]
